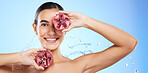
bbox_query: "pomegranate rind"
[35,50,53,69]
[53,13,70,30]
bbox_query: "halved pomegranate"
[35,50,53,69]
[52,13,70,30]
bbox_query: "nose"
[47,25,56,35]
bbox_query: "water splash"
[68,43,91,49]
[21,35,41,51]
[66,50,93,59]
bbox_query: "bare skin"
[0,9,138,73]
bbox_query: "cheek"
[55,30,64,41]
[56,30,64,36]
[38,28,47,36]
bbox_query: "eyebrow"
[40,20,49,23]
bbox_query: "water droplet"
[135,69,138,73]
[131,62,134,65]
[97,43,100,45]
[124,63,128,66]
[79,39,82,42]
[129,56,132,59]
[88,50,93,53]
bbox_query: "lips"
[44,37,59,43]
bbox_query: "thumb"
[62,25,73,32]
[32,63,44,70]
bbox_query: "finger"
[32,55,35,59]
[55,12,59,15]
[62,25,73,32]
[55,11,66,15]
[29,48,46,55]
[70,19,74,22]
[24,49,37,54]
[32,63,44,70]
[47,49,52,54]
[59,11,70,15]
[35,48,47,52]
[63,31,66,35]
[33,50,38,54]
[32,53,37,59]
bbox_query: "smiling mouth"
[44,37,59,43]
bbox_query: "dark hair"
[34,2,64,25]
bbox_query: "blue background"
[0,0,147,73]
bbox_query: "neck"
[51,47,70,64]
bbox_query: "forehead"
[38,9,59,21]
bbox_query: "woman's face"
[33,9,64,50]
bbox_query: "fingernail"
[63,32,66,35]
[62,30,65,32]
[40,67,44,70]
[59,11,64,12]
[62,29,66,32]
[55,12,59,14]
[63,29,68,32]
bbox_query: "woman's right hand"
[19,48,46,70]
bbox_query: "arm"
[59,11,138,72]
[0,49,45,70]
[0,53,20,66]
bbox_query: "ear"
[32,23,38,35]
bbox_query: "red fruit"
[53,13,70,30]
[35,50,53,69]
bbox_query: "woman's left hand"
[57,11,89,32]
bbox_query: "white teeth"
[46,39,56,41]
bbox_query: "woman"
[0,2,137,73]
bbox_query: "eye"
[41,23,48,26]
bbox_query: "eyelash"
[41,23,48,26]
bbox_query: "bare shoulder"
[45,61,83,73]
[60,60,96,73]
[71,54,97,73]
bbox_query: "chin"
[43,44,59,51]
